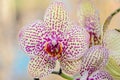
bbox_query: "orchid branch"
[115,29,120,32]
[34,68,73,80]
[103,8,120,34]
[100,8,120,44]
[52,68,73,80]
[103,8,120,32]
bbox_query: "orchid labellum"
[18,0,89,79]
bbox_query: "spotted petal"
[18,20,49,56]
[61,25,90,60]
[104,30,120,79]
[88,70,113,80]
[80,45,108,75]
[44,0,72,33]
[28,54,56,78]
[77,0,101,45]
[60,58,82,75]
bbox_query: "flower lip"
[44,40,63,58]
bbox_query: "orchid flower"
[73,45,113,80]
[18,0,89,79]
[77,0,120,80]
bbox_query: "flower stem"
[103,8,120,33]
[33,69,73,80]
[115,29,120,32]
[101,8,120,44]
[52,68,73,80]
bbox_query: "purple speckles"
[35,42,44,51]
[73,45,112,80]
[61,25,90,60]
[18,20,48,56]
[18,0,91,79]
[85,16,96,33]
[26,46,35,52]
[80,45,109,75]
[77,0,101,46]
[88,70,113,80]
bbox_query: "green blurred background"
[0,0,120,80]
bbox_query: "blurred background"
[0,0,120,80]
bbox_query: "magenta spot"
[26,46,34,52]
[35,42,44,51]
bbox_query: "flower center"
[44,40,63,58]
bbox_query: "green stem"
[60,72,73,80]
[52,68,73,80]
[103,8,120,33]
[101,8,120,43]
[115,29,120,32]
[52,71,73,80]
[33,69,73,80]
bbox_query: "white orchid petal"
[88,70,113,80]
[60,58,82,75]
[104,30,120,79]
[44,0,72,33]
[80,45,108,75]
[18,20,48,56]
[61,25,90,60]
[28,55,56,78]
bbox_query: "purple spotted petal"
[44,0,72,33]
[60,25,90,60]
[80,45,108,75]
[28,54,56,78]
[88,70,113,80]
[60,58,82,75]
[77,0,101,45]
[18,20,49,56]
